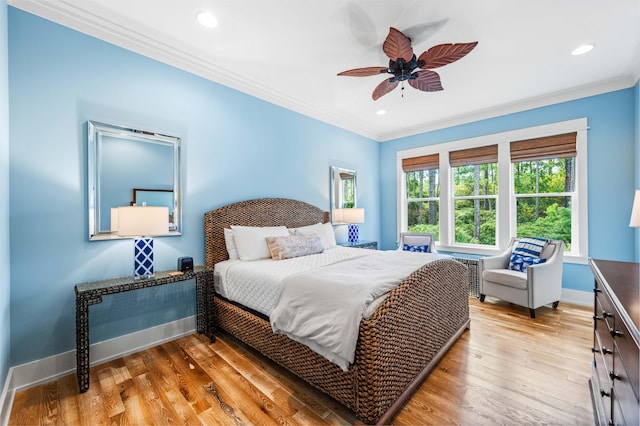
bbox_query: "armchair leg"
[552,301,559,309]
[479,294,485,302]
[529,308,536,318]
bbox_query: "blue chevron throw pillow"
[403,243,429,253]
[509,253,547,272]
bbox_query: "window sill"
[436,244,588,265]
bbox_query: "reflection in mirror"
[330,166,357,222]
[88,121,181,240]
[133,189,176,231]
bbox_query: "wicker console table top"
[74,266,215,393]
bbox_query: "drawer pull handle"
[593,315,603,321]
[602,311,613,318]
[600,389,610,397]
[594,288,602,293]
[602,347,612,355]
[610,329,624,338]
[609,371,620,380]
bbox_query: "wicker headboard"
[204,198,330,268]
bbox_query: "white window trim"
[397,118,588,264]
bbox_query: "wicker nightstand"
[339,240,378,250]
[74,266,215,393]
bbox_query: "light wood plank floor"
[9,297,594,425]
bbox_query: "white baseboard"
[561,288,592,306]
[0,315,196,425]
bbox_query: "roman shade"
[402,153,440,172]
[449,145,498,167]
[510,132,577,162]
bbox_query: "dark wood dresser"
[589,259,639,425]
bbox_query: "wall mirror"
[88,121,181,240]
[330,166,357,221]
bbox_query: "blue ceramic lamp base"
[348,224,359,243]
[134,238,155,279]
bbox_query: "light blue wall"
[380,88,637,292]
[8,8,379,365]
[6,5,637,370]
[0,0,11,388]
[635,83,639,262]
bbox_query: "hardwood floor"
[9,297,594,425]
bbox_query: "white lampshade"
[630,190,640,227]
[341,208,365,224]
[116,206,169,237]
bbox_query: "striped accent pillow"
[512,237,550,258]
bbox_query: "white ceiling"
[9,0,640,141]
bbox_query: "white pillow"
[295,222,337,250]
[230,225,290,261]
[223,228,239,260]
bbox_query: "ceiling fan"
[338,27,478,100]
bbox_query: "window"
[450,145,498,245]
[512,132,577,251]
[397,118,588,262]
[404,154,440,239]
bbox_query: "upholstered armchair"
[398,232,436,253]
[479,237,564,318]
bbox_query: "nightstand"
[339,240,378,250]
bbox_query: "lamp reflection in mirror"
[630,190,640,227]
[116,206,169,279]
[334,208,365,243]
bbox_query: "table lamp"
[116,206,169,279]
[335,208,365,243]
[630,190,640,227]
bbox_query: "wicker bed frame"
[204,198,470,424]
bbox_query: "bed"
[204,198,470,424]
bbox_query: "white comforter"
[214,246,366,316]
[270,250,451,371]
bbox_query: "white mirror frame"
[87,121,182,240]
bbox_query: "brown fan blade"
[382,27,413,62]
[372,78,399,100]
[337,66,388,77]
[418,42,478,69]
[408,70,443,92]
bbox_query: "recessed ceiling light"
[376,109,387,115]
[197,11,218,28]
[571,44,594,56]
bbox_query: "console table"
[74,266,215,393]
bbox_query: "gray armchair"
[479,237,564,318]
[397,232,436,253]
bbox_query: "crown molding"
[377,74,637,142]
[8,0,380,140]
[9,0,638,143]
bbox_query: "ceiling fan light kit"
[338,27,478,100]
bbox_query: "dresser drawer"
[613,337,639,426]
[595,297,615,353]
[591,361,613,425]
[612,322,639,399]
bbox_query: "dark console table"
[74,266,215,392]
